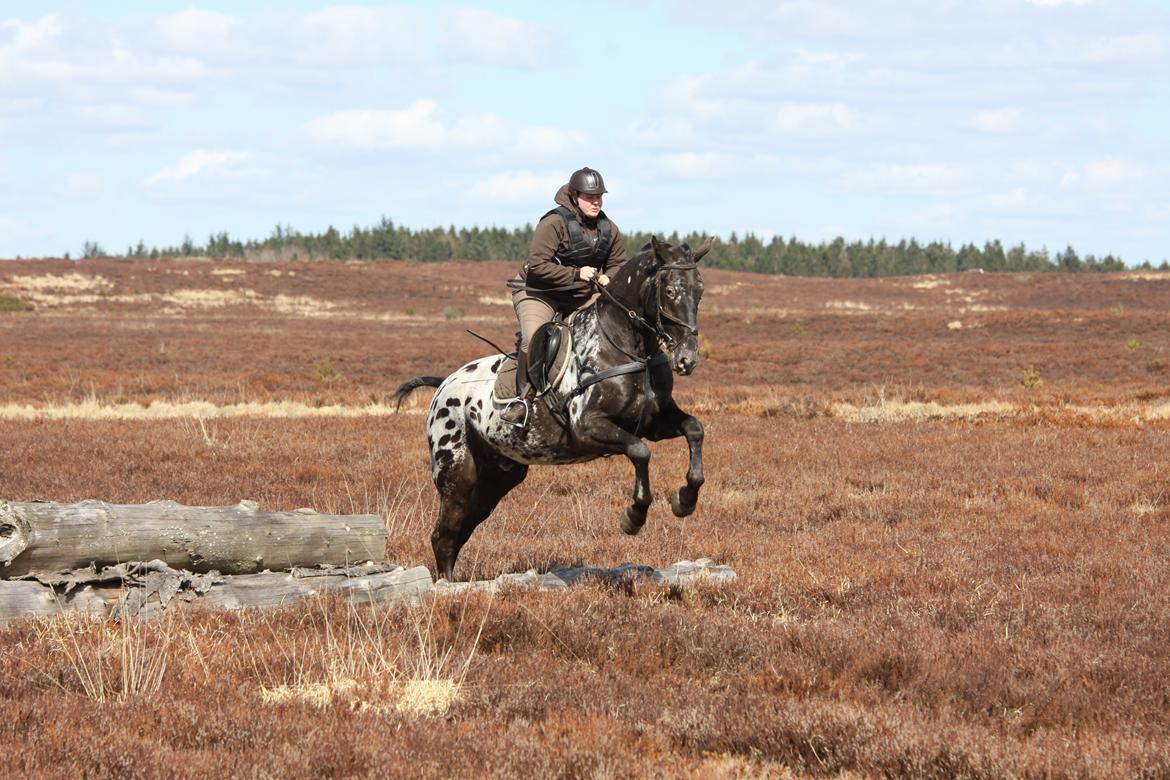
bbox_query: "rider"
[502,167,629,427]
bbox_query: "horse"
[395,235,712,581]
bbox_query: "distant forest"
[99,217,1166,276]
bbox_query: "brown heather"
[2,258,1170,778]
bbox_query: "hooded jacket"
[514,184,628,306]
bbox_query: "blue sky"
[2,0,1168,263]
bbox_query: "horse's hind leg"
[431,449,528,581]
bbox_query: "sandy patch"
[707,282,746,296]
[211,268,247,277]
[161,288,259,308]
[0,400,422,421]
[947,320,963,330]
[260,678,459,717]
[6,272,109,292]
[268,294,341,316]
[911,278,947,289]
[1125,272,1170,281]
[478,295,512,306]
[831,400,1015,423]
[824,300,873,311]
[831,399,1170,425]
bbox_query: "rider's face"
[575,192,602,218]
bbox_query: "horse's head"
[647,235,712,375]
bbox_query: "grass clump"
[314,358,342,383]
[1020,366,1043,389]
[0,294,34,312]
[249,594,487,718]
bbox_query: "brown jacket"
[513,185,628,306]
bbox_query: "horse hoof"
[621,507,646,535]
[671,489,695,518]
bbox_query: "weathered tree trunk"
[0,558,737,625]
[0,499,387,579]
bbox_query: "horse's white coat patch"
[425,310,611,468]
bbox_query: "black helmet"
[568,167,607,195]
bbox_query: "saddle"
[493,320,573,402]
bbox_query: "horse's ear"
[693,235,714,263]
[649,235,666,268]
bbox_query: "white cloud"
[970,108,1026,134]
[306,102,445,150]
[150,6,426,65]
[623,118,702,149]
[127,87,195,108]
[841,163,971,195]
[656,152,785,179]
[0,14,217,91]
[0,214,31,231]
[304,101,586,160]
[770,102,864,134]
[144,150,254,187]
[77,103,148,128]
[64,173,102,196]
[1060,158,1156,190]
[1026,0,1092,6]
[0,214,42,241]
[440,8,557,68]
[891,202,961,234]
[468,171,566,203]
[291,6,427,65]
[152,9,242,53]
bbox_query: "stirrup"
[501,396,530,429]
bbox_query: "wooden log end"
[0,502,32,568]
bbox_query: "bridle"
[594,260,700,358]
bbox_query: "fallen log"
[0,499,387,579]
[0,559,737,625]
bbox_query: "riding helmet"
[568,167,607,195]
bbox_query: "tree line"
[101,216,1164,276]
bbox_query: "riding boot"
[500,351,533,427]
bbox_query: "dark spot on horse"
[492,358,503,371]
[438,434,452,447]
[449,430,462,444]
[463,362,479,373]
[435,407,450,419]
[445,420,456,430]
[446,398,461,407]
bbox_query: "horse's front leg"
[584,417,654,535]
[649,403,704,518]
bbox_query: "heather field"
[2,257,1170,778]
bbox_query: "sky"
[1,0,1168,264]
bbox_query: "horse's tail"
[394,376,445,411]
